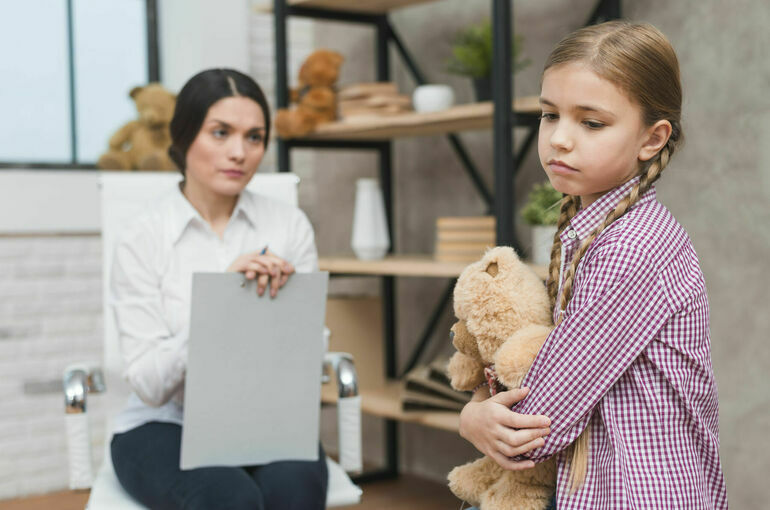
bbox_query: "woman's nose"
[228,139,246,162]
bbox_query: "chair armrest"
[323,352,358,398]
[62,364,106,490]
[64,365,106,413]
[322,353,362,473]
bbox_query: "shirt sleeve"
[110,226,187,407]
[287,209,319,273]
[512,241,672,462]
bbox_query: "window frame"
[0,0,161,170]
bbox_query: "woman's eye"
[540,112,558,121]
[212,128,227,138]
[583,120,605,129]
[248,133,264,143]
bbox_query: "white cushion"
[87,444,361,508]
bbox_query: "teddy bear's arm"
[108,120,141,150]
[447,351,486,392]
[494,324,553,390]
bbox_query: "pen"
[241,245,268,287]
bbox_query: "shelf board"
[322,381,460,432]
[320,254,548,280]
[288,0,440,14]
[295,98,540,141]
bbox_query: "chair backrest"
[99,171,300,418]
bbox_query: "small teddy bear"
[97,83,177,171]
[447,246,557,510]
[274,49,344,138]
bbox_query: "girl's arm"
[460,387,552,471]
[110,227,186,407]
[512,242,671,462]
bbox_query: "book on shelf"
[401,358,471,412]
[339,82,399,101]
[434,216,496,263]
[436,215,495,231]
[435,241,494,255]
[437,229,495,243]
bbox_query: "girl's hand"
[227,249,295,298]
[459,387,551,471]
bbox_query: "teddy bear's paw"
[493,325,553,389]
[97,152,130,171]
[480,470,554,510]
[139,152,167,171]
[447,352,485,392]
[447,457,503,505]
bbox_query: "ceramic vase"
[351,178,390,260]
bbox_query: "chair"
[63,172,363,508]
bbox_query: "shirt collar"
[168,186,256,244]
[561,176,657,243]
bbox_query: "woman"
[109,69,327,510]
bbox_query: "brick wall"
[0,236,106,499]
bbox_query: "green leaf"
[520,182,562,226]
[445,19,530,78]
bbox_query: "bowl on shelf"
[412,84,455,113]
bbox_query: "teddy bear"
[446,246,557,510]
[97,83,177,171]
[274,49,344,139]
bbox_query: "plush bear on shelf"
[97,83,177,171]
[447,246,557,510]
[274,49,344,139]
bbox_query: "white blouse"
[109,186,318,434]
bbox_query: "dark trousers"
[111,421,328,510]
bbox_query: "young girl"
[109,69,327,509]
[459,21,728,508]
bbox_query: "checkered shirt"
[513,177,728,509]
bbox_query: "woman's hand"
[227,249,295,298]
[459,387,551,471]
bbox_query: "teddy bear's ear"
[129,86,144,99]
[485,261,499,277]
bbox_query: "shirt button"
[567,230,577,239]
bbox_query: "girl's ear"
[638,119,672,161]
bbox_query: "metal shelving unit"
[273,0,620,482]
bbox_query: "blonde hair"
[543,21,683,494]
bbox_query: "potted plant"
[445,19,531,102]
[521,181,562,265]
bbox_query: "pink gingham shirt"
[513,177,728,509]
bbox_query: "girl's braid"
[560,132,678,494]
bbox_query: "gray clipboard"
[180,272,329,470]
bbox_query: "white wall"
[159,0,251,93]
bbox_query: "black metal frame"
[273,0,620,482]
[0,0,161,170]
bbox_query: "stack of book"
[338,82,412,121]
[434,216,496,263]
[401,358,472,412]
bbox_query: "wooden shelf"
[322,381,460,433]
[320,254,548,280]
[289,0,439,13]
[297,99,540,141]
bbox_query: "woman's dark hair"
[168,68,271,174]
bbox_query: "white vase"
[531,225,558,266]
[351,178,390,260]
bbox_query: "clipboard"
[180,272,329,470]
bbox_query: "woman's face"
[184,96,267,197]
